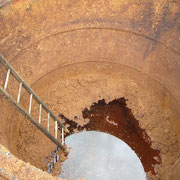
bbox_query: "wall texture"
[0,0,180,179]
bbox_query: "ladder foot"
[64,149,69,155]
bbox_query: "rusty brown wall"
[0,0,180,179]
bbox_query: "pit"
[0,0,180,180]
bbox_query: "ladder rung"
[55,121,57,139]
[47,113,50,132]
[4,69,10,90]
[39,104,42,124]
[62,128,64,145]
[29,93,33,114]
[17,82,22,103]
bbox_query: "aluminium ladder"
[0,55,69,152]
[0,0,12,8]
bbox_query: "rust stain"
[61,98,161,175]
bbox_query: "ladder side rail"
[0,0,12,8]
[0,86,66,151]
[0,55,66,130]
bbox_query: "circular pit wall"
[0,0,180,180]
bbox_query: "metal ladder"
[0,0,12,8]
[0,55,69,152]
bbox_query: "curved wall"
[0,0,180,179]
